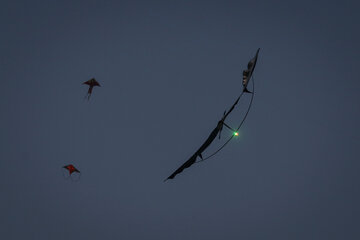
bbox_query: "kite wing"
[83,78,93,85]
[224,49,260,118]
[243,48,260,93]
[165,121,224,181]
[165,154,198,181]
[63,164,80,174]
[196,122,223,154]
[93,80,101,87]
[223,94,242,120]
[83,78,101,87]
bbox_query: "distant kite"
[62,164,81,181]
[83,78,101,100]
[165,48,260,181]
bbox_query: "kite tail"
[61,168,71,179]
[84,93,91,100]
[82,86,93,100]
[71,172,81,182]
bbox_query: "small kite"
[83,78,101,100]
[62,164,81,181]
[165,48,260,181]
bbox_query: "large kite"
[165,48,260,181]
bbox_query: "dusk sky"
[1,0,359,239]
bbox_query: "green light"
[234,132,239,136]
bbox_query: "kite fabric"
[63,164,80,174]
[165,117,227,180]
[83,78,101,100]
[242,48,260,93]
[62,164,81,181]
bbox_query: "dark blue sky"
[1,0,359,239]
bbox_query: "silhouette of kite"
[165,48,260,181]
[62,164,81,181]
[83,78,101,100]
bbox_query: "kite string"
[71,172,81,182]
[195,76,255,163]
[62,168,71,179]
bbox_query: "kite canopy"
[242,48,260,93]
[62,164,81,181]
[83,78,101,87]
[63,164,80,175]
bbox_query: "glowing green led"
[233,132,239,136]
